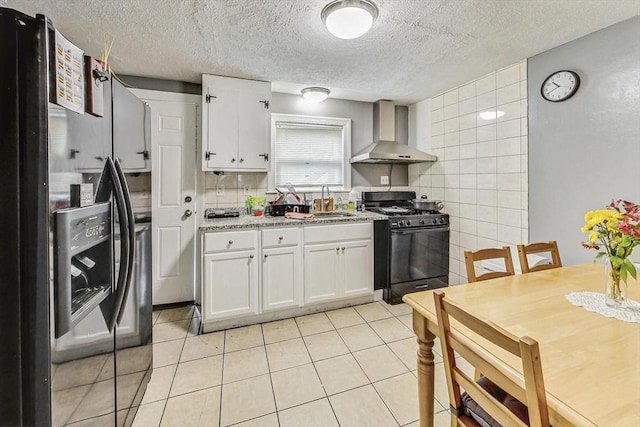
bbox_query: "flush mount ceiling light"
[301,87,331,102]
[321,0,379,39]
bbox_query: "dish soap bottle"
[348,189,358,211]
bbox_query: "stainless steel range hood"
[350,100,437,164]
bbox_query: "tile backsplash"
[409,60,529,285]
[202,172,410,211]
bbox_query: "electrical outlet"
[243,185,251,196]
[216,184,225,196]
[380,175,389,185]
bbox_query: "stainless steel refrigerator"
[0,7,153,426]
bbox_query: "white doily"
[565,292,640,323]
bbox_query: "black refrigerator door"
[112,87,153,427]
[0,8,51,426]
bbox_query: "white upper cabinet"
[112,80,151,171]
[202,75,271,172]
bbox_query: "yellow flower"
[589,231,599,243]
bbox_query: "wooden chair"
[464,246,515,282]
[433,290,550,427]
[517,241,562,273]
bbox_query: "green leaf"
[624,258,637,280]
[611,256,623,268]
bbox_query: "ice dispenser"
[53,202,113,337]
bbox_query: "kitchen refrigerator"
[0,7,153,427]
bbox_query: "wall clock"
[541,70,580,102]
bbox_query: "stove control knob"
[406,220,411,226]
[419,219,425,225]
[432,218,438,224]
[439,218,446,224]
[398,220,405,227]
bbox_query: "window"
[269,114,351,191]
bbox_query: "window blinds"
[274,122,344,188]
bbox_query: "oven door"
[390,226,449,286]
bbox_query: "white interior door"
[148,99,197,304]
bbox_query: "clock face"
[541,70,580,102]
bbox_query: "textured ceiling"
[7,0,640,104]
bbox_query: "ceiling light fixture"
[321,0,379,40]
[301,87,331,102]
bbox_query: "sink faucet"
[321,185,329,212]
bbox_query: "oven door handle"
[391,226,450,235]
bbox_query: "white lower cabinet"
[202,230,259,322]
[261,227,302,311]
[304,223,373,304]
[201,222,372,327]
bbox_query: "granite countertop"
[199,211,387,231]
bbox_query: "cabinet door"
[204,85,239,169]
[304,243,340,304]
[202,251,258,321]
[202,75,271,172]
[113,80,149,171]
[262,246,301,311]
[237,88,270,170]
[342,240,373,298]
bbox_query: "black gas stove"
[363,191,449,229]
[364,191,450,304]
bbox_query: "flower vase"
[604,258,628,309]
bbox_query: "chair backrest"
[433,290,550,427]
[464,246,515,282]
[517,241,562,274]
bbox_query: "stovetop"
[362,191,448,229]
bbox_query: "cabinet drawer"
[262,228,300,248]
[204,230,257,253]
[304,223,371,244]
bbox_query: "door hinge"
[206,94,217,103]
[258,153,269,162]
[205,151,216,161]
[259,100,269,109]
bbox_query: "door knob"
[184,209,193,217]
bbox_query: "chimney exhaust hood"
[350,100,437,164]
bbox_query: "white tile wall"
[410,60,528,285]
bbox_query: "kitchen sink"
[313,211,356,218]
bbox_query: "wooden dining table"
[403,263,640,427]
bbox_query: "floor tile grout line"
[146,302,417,426]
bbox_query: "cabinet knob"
[264,254,269,258]
[336,247,340,252]
[228,240,233,245]
[231,158,236,163]
[249,254,254,259]
[341,247,345,252]
[278,236,284,241]
[239,158,244,163]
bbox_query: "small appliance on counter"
[206,208,241,219]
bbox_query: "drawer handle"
[228,240,233,245]
[249,254,254,259]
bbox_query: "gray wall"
[119,75,201,95]
[271,92,409,188]
[528,16,640,265]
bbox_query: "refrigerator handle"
[114,158,136,324]
[95,157,131,331]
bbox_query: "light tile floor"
[133,301,453,427]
